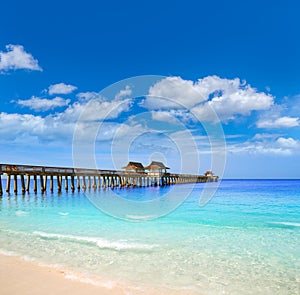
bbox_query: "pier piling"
[6,175,11,194]
[14,175,18,194]
[77,176,80,191]
[0,175,2,196]
[40,175,44,193]
[50,175,54,193]
[57,175,62,193]
[71,176,75,192]
[26,175,30,192]
[33,175,37,194]
[20,175,25,194]
[65,176,68,192]
[44,175,47,192]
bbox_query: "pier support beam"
[65,176,68,192]
[88,176,91,190]
[82,176,86,190]
[43,175,47,192]
[93,176,96,190]
[20,175,25,195]
[98,176,101,189]
[103,176,107,188]
[33,175,37,194]
[26,175,30,193]
[40,175,44,193]
[13,175,18,194]
[71,176,75,192]
[0,175,2,196]
[50,175,54,193]
[6,174,11,194]
[77,176,80,191]
[57,175,62,193]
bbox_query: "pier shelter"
[122,162,145,173]
[145,161,170,177]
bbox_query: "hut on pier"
[145,161,169,177]
[204,170,214,176]
[122,162,145,173]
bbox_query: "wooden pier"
[0,163,218,196]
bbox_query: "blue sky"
[0,0,300,178]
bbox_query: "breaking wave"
[33,231,157,251]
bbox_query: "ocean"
[0,179,299,294]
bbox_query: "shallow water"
[0,180,300,294]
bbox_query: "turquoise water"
[0,180,300,294]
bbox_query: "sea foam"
[269,222,300,228]
[33,231,157,251]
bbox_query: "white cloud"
[151,111,179,124]
[76,92,100,101]
[0,44,42,72]
[146,76,207,109]
[58,97,132,123]
[0,112,44,141]
[17,96,70,111]
[151,110,193,124]
[227,135,300,156]
[143,76,274,122]
[0,89,134,146]
[276,137,299,148]
[48,83,77,95]
[256,116,300,128]
[115,85,132,100]
[252,133,282,140]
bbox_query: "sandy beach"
[0,254,198,295]
[0,254,126,295]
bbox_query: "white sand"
[0,254,198,295]
[0,254,126,295]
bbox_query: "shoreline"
[0,253,198,295]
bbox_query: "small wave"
[33,231,157,251]
[64,273,115,289]
[0,249,36,263]
[15,210,29,216]
[59,212,69,216]
[269,222,300,228]
[0,249,16,257]
[126,215,155,220]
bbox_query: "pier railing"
[0,163,218,195]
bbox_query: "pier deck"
[0,163,218,195]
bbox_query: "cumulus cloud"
[0,112,44,141]
[256,116,300,128]
[17,96,70,111]
[143,76,274,122]
[48,83,77,95]
[146,76,207,109]
[0,44,42,72]
[276,137,299,148]
[58,97,132,123]
[0,102,132,145]
[115,85,132,100]
[0,88,135,146]
[227,135,300,156]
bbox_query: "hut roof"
[122,161,144,170]
[145,161,170,170]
